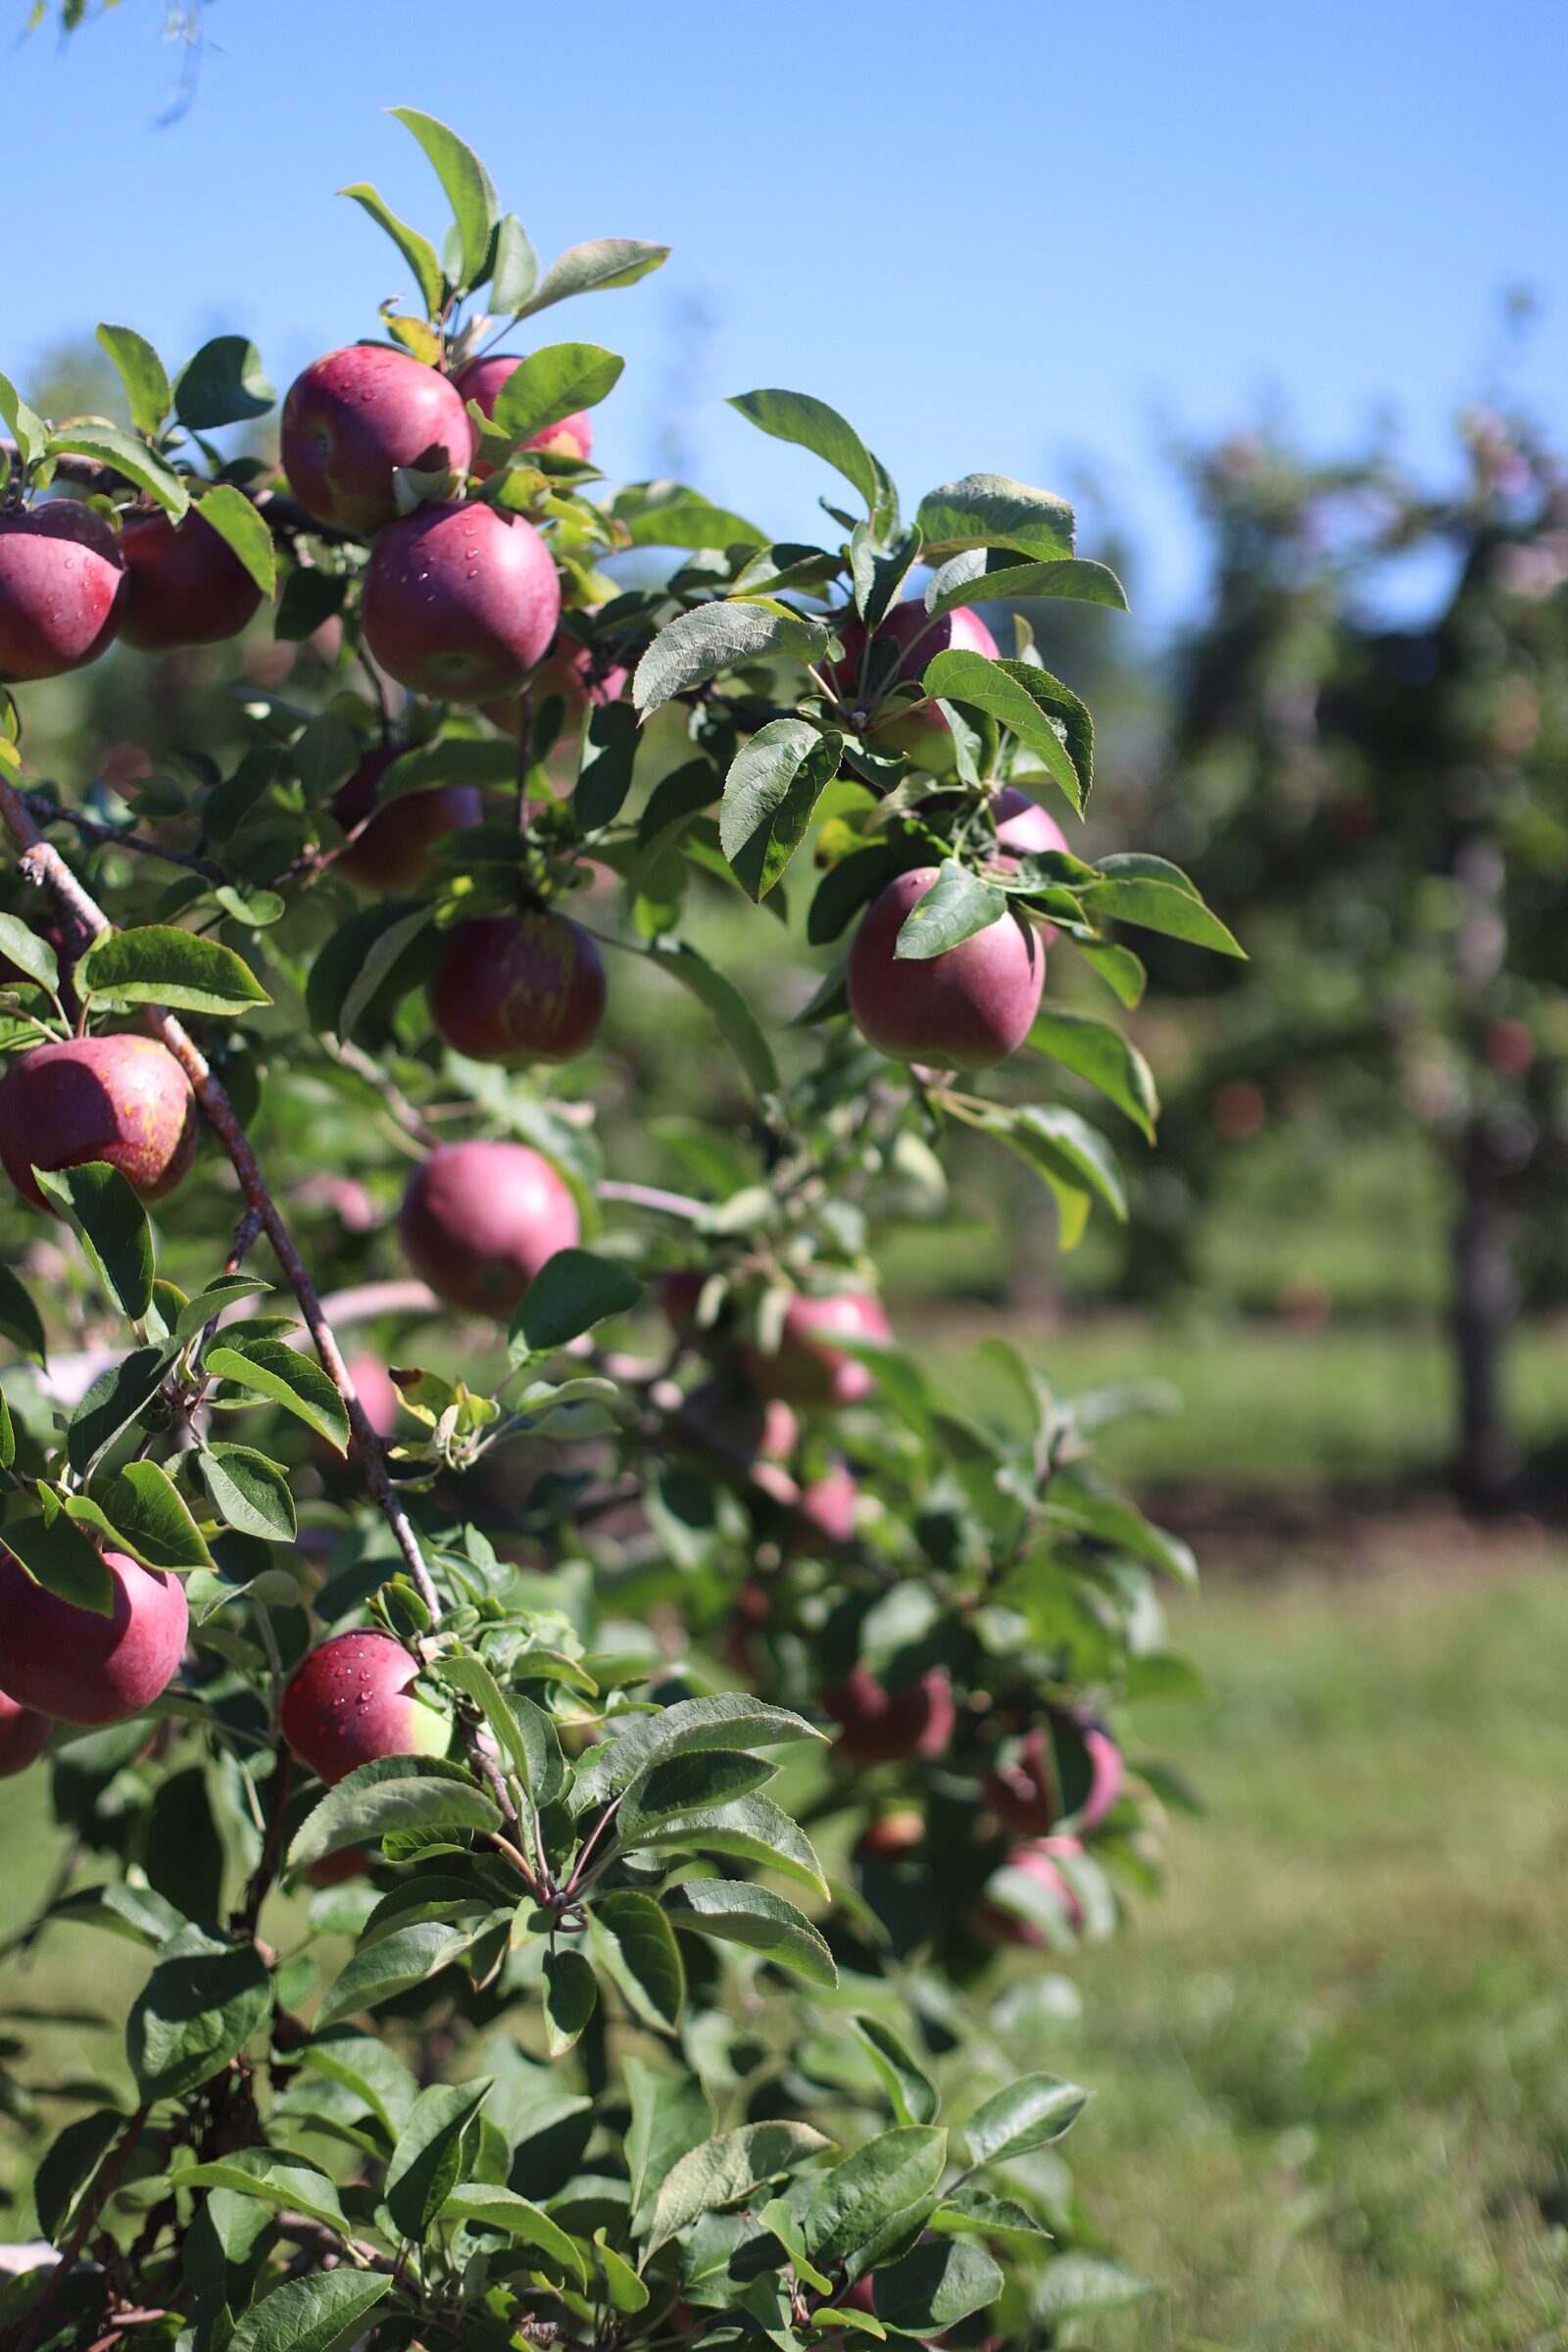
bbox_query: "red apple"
[855,1808,925,1861]
[399,1139,579,1318]
[0,503,124,683]
[0,1547,188,1727]
[0,1690,52,1778]
[1075,1721,1125,1833]
[983,1728,1056,1835]
[330,746,484,893]
[280,1629,451,1788]
[483,629,630,742]
[427,908,607,1064]
[828,600,999,774]
[346,1353,402,1443]
[800,1462,858,1544]
[848,865,1044,1071]
[991,786,1068,863]
[822,1663,955,1764]
[456,355,595,478]
[975,1835,1085,1944]
[306,1843,376,1888]
[117,509,263,652]
[280,346,475,537]
[0,1036,198,1211]
[746,1290,892,1409]
[361,501,561,704]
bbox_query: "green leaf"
[3,1501,114,1613]
[590,1888,685,2032]
[227,2269,392,2352]
[336,903,437,1043]
[913,474,1075,563]
[388,107,498,290]
[596,2227,651,2313]
[317,1919,476,2031]
[199,1443,296,1542]
[929,2187,1052,2245]
[91,1461,212,1571]
[340,181,445,318]
[173,1275,272,1342]
[170,2150,349,2238]
[759,2197,834,2295]
[298,2031,419,2139]
[891,858,1006,959]
[642,937,779,1098]
[634,597,831,716]
[0,1263,46,1359]
[728,388,885,516]
[286,1758,487,1877]
[873,2235,1004,2334]
[924,548,1126,618]
[920,651,1091,810]
[487,343,624,444]
[46,422,188,519]
[0,910,60,994]
[173,336,275,430]
[0,369,47,467]
[67,1345,177,1477]
[619,1749,776,1836]
[954,1100,1125,1241]
[607,479,765,552]
[488,213,540,312]
[804,2128,948,2263]
[434,1654,564,1805]
[515,237,670,318]
[510,1247,643,1357]
[1078,856,1246,956]
[0,1381,12,1472]
[848,2015,939,2129]
[645,2121,835,2255]
[625,2055,713,2231]
[206,1339,351,1452]
[575,699,639,830]
[196,484,277,597]
[575,1693,822,1806]
[75,923,270,1015]
[721,719,843,901]
[1033,2255,1153,2321]
[33,1162,153,1321]
[385,2076,493,2240]
[94,323,171,438]
[1076,938,1147,1008]
[1026,1007,1159,1139]
[623,1793,827,1900]
[543,1948,597,2056]
[127,1923,271,2101]
[663,1880,837,1987]
[960,2073,1088,2168]
[444,2184,588,2281]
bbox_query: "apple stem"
[0,775,445,1627]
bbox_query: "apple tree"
[0,113,1232,2350]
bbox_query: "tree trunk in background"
[1451,1120,1517,1507]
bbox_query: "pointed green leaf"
[46,422,188,519]
[95,323,172,438]
[388,107,499,289]
[74,923,270,1014]
[227,2268,392,2352]
[720,719,843,900]
[34,1162,153,1320]
[516,237,669,318]
[196,484,277,597]
[340,180,445,317]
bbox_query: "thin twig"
[317,1279,440,1325]
[15,2102,153,2352]
[22,792,226,885]
[0,778,442,1626]
[597,1179,710,1221]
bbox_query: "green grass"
[1054,1558,1568,2350]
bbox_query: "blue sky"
[8,0,1564,628]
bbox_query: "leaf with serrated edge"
[644,2122,835,2255]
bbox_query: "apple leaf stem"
[0,773,443,1624]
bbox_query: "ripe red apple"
[975,1835,1085,1944]
[360,501,562,703]
[855,1808,925,1861]
[306,1843,375,1888]
[0,1547,188,1727]
[483,629,630,742]
[427,908,607,1064]
[745,1290,892,1409]
[1075,1721,1125,1832]
[800,1462,858,1544]
[347,1353,402,1443]
[848,865,1044,1071]
[330,746,484,893]
[280,346,475,537]
[0,1036,198,1211]
[822,1663,955,1764]
[0,503,125,683]
[983,1728,1056,1835]
[991,786,1068,863]
[117,509,263,652]
[828,600,1000,774]
[280,1629,451,1788]
[456,355,595,478]
[0,1690,52,1778]
[399,1139,579,1318]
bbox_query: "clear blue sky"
[8,0,1564,627]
